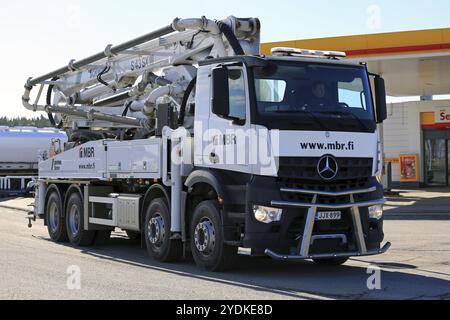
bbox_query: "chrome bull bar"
[265,242,392,261]
[265,186,391,260]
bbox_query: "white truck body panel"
[105,139,162,179]
[39,139,162,180]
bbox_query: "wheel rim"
[148,213,165,248]
[48,202,59,233]
[194,217,216,256]
[68,204,81,237]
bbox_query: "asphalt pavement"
[0,205,449,300]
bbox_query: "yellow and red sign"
[262,28,450,59]
[399,154,419,182]
[436,107,450,124]
[421,109,450,129]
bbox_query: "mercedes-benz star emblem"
[317,155,339,181]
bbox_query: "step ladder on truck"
[22,16,391,271]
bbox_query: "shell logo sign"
[436,107,450,123]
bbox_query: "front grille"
[282,191,368,205]
[278,157,374,205]
[279,177,371,193]
[278,157,373,181]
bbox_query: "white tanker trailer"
[0,127,67,195]
[0,127,67,167]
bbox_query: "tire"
[93,230,112,245]
[144,198,182,262]
[126,230,141,240]
[313,257,349,266]
[65,192,95,246]
[45,191,68,242]
[190,200,238,272]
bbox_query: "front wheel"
[190,200,238,272]
[144,198,182,262]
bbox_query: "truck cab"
[189,48,389,262]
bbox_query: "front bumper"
[242,176,389,259]
[266,242,391,261]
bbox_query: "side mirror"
[374,76,387,123]
[212,66,230,119]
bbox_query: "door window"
[228,69,247,121]
[338,78,367,110]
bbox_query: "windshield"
[252,61,376,132]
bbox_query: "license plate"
[316,211,342,221]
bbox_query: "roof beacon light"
[271,47,347,59]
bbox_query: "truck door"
[206,65,251,173]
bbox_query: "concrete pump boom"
[22,16,260,132]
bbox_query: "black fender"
[140,183,171,247]
[141,183,171,219]
[184,169,229,202]
[184,169,237,242]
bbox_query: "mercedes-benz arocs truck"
[23,16,390,271]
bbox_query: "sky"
[1,0,450,118]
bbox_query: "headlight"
[253,205,283,224]
[369,205,383,220]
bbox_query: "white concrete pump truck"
[23,16,391,271]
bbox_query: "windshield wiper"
[272,109,330,130]
[318,111,372,131]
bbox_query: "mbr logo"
[79,147,95,159]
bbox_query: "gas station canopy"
[262,28,450,97]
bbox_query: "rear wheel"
[313,257,349,266]
[45,191,68,242]
[144,198,182,262]
[66,192,95,246]
[190,200,238,272]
